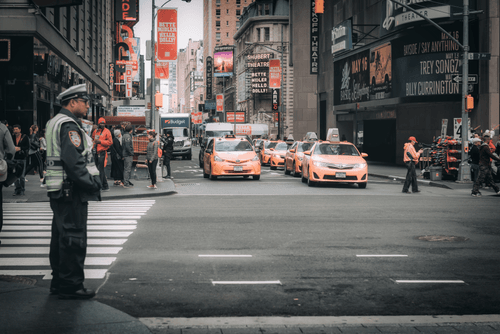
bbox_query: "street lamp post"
[246,36,285,140]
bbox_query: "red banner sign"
[155,60,169,79]
[157,9,177,61]
[125,65,132,98]
[216,94,224,112]
[226,112,245,123]
[269,59,281,89]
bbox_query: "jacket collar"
[60,108,83,127]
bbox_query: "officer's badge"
[69,130,82,147]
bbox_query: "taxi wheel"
[209,167,217,180]
[284,165,291,175]
[307,176,316,187]
[203,169,209,178]
[292,163,298,177]
[253,175,260,180]
[358,182,367,189]
[301,172,307,183]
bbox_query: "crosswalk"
[0,199,155,280]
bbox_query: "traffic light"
[465,94,474,111]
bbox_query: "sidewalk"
[1,162,497,334]
[3,165,176,203]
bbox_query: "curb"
[369,173,453,190]
[101,190,177,201]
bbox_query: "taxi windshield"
[298,142,313,152]
[206,130,233,138]
[313,143,359,156]
[275,142,289,150]
[265,142,278,149]
[215,140,254,152]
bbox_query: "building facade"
[0,0,119,132]
[317,0,499,164]
[234,0,292,138]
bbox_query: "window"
[191,49,194,55]
[216,32,221,39]
[226,9,229,14]
[257,28,261,41]
[216,0,220,3]
[236,9,240,16]
[216,9,220,15]
[258,4,262,15]
[226,21,229,26]
[226,32,229,37]
[264,4,270,15]
[236,0,240,3]
[264,27,270,41]
[216,20,220,27]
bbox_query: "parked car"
[284,141,315,177]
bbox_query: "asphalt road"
[85,149,500,318]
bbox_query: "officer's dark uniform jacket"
[47,108,101,201]
[162,135,174,158]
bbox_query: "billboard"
[155,61,169,79]
[226,112,245,123]
[269,59,281,89]
[216,94,224,112]
[214,51,233,77]
[157,9,177,61]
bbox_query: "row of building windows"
[216,9,241,15]
[216,0,247,4]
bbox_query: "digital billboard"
[214,51,234,77]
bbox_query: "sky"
[133,0,204,80]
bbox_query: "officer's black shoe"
[49,287,59,295]
[58,288,96,300]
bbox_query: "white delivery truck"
[199,122,235,167]
[160,113,192,160]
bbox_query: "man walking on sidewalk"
[402,136,423,194]
[122,124,134,188]
[471,133,500,197]
[92,118,112,191]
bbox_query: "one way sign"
[452,74,478,84]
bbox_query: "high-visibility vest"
[45,113,99,192]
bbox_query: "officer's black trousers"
[49,197,88,293]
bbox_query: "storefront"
[333,20,479,164]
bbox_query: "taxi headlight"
[313,161,329,167]
[252,155,259,161]
[214,155,224,162]
[273,154,280,158]
[353,163,367,169]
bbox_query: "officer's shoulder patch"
[69,130,82,147]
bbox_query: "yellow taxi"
[259,140,280,166]
[301,141,368,188]
[269,141,291,170]
[284,141,315,177]
[203,135,261,180]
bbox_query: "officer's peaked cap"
[57,84,89,102]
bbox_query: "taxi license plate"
[336,172,346,178]
[234,166,243,172]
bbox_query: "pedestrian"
[39,129,47,188]
[469,137,481,182]
[110,129,124,186]
[46,84,101,299]
[12,124,29,196]
[1,120,13,136]
[0,121,16,245]
[161,130,174,179]
[92,118,112,191]
[146,131,159,189]
[402,136,423,194]
[122,124,134,188]
[25,125,44,182]
[471,133,500,197]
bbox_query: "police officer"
[161,130,174,178]
[46,84,101,299]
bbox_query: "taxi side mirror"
[304,151,311,156]
[289,148,296,153]
[270,148,275,151]
[361,153,368,158]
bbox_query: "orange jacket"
[92,127,112,153]
[403,142,420,163]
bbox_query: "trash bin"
[429,166,442,181]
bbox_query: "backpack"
[157,141,162,158]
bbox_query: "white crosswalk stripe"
[0,199,154,280]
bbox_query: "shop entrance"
[363,119,396,163]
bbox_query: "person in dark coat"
[12,124,30,196]
[110,129,124,186]
[471,133,500,197]
[469,138,481,182]
[46,84,101,299]
[161,130,174,178]
[0,122,16,245]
